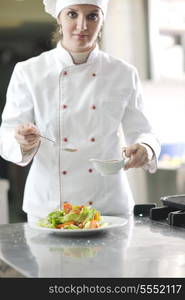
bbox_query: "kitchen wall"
[102,0,149,80]
[0,0,51,26]
[102,0,185,204]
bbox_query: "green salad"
[37,202,109,230]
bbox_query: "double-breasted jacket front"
[0,43,160,218]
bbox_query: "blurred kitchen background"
[0,0,185,224]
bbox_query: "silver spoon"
[38,135,78,152]
[38,134,55,144]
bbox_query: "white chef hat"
[43,0,109,19]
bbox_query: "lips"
[73,34,88,38]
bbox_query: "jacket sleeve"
[121,68,161,173]
[0,62,38,166]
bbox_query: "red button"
[63,71,68,76]
[88,169,93,173]
[62,104,67,109]
[63,138,68,142]
[91,138,95,142]
[92,105,96,110]
[92,73,96,77]
[62,171,67,175]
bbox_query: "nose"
[76,16,87,31]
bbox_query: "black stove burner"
[134,194,185,227]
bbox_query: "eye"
[67,11,77,18]
[87,13,99,21]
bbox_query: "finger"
[132,148,147,165]
[22,140,40,149]
[26,123,39,134]
[124,144,139,157]
[16,123,39,136]
[15,132,27,144]
[24,137,40,145]
[24,133,39,140]
[124,148,148,169]
[122,148,127,158]
[15,133,40,145]
[21,128,38,136]
[23,122,37,130]
[21,141,39,152]
[132,151,147,167]
[133,155,148,168]
[124,156,135,170]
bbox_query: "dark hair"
[51,24,62,47]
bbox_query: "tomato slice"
[56,221,75,229]
[63,203,72,213]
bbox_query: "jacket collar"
[56,42,99,67]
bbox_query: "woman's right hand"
[15,123,40,152]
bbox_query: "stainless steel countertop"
[0,216,185,278]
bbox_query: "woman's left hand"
[123,143,149,170]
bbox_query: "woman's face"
[57,4,103,52]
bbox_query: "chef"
[0,0,160,223]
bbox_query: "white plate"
[29,216,128,237]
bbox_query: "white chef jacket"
[0,43,161,218]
